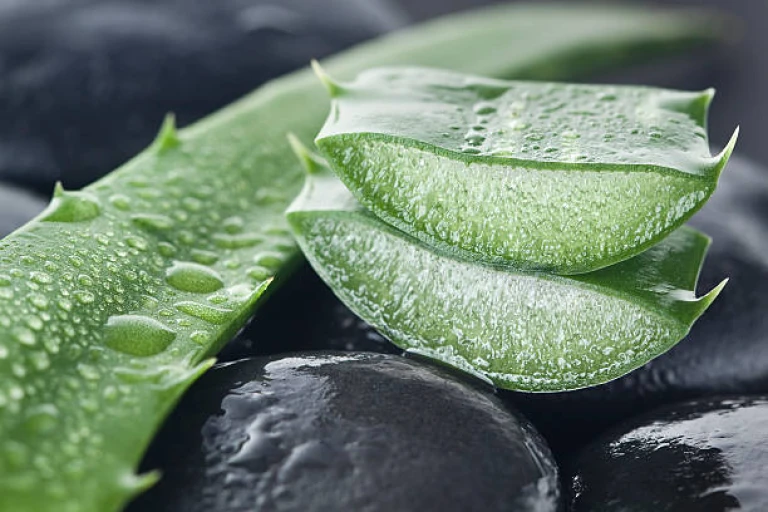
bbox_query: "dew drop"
[77,363,100,381]
[25,404,59,435]
[29,296,48,312]
[158,242,177,257]
[213,233,263,249]
[191,249,219,265]
[252,252,283,269]
[0,344,8,359]
[74,290,95,304]
[190,330,209,345]
[175,301,233,325]
[165,261,224,294]
[222,216,245,234]
[0,274,12,287]
[131,213,174,231]
[126,236,148,251]
[103,315,177,357]
[109,194,132,210]
[13,327,36,346]
[473,102,497,115]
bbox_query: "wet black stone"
[567,396,768,511]
[0,0,407,194]
[129,352,560,512]
[0,182,46,237]
[498,155,768,457]
[219,263,400,361]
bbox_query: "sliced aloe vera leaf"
[0,4,727,512]
[314,66,738,274]
[286,154,726,392]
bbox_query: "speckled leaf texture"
[315,67,738,274]
[287,161,726,392]
[0,3,723,512]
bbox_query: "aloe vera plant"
[314,66,738,274]
[286,149,726,391]
[0,3,725,511]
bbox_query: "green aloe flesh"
[286,155,726,392]
[315,66,738,274]
[0,3,724,512]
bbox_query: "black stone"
[129,352,560,512]
[0,182,46,238]
[499,155,768,457]
[567,396,768,511]
[0,0,407,194]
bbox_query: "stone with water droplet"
[166,262,224,294]
[104,315,177,357]
[130,353,559,511]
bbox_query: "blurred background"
[0,0,762,213]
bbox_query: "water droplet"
[473,102,497,115]
[30,351,50,370]
[68,255,84,268]
[0,274,11,286]
[190,330,209,345]
[165,261,224,294]
[74,290,95,304]
[252,252,283,269]
[25,315,44,331]
[464,134,485,146]
[158,242,177,257]
[77,363,100,380]
[109,194,132,210]
[222,216,245,234]
[13,327,36,346]
[246,266,271,281]
[40,188,101,223]
[0,345,8,359]
[131,213,174,231]
[213,233,263,249]
[175,301,233,325]
[23,404,59,436]
[126,236,148,251]
[103,315,177,357]
[29,296,48,311]
[191,249,219,265]
[462,147,481,155]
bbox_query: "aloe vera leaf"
[314,66,738,274]
[0,4,724,512]
[286,153,726,392]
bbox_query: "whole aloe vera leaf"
[314,66,738,274]
[286,151,726,392]
[0,3,724,512]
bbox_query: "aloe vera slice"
[314,66,738,274]
[0,4,725,512]
[286,151,726,392]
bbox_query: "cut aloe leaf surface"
[0,3,727,512]
[314,66,738,274]
[286,156,726,392]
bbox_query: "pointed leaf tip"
[287,133,326,176]
[311,59,344,97]
[53,181,65,198]
[154,113,181,153]
[710,126,739,178]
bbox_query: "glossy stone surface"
[0,0,406,193]
[129,352,560,512]
[0,183,46,237]
[568,396,768,511]
[502,154,768,455]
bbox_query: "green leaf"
[286,156,726,392]
[315,66,738,274]
[0,3,727,511]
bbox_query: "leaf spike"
[287,133,327,176]
[709,126,739,178]
[310,59,345,97]
[125,470,162,496]
[153,113,181,153]
[685,277,729,325]
[53,181,66,198]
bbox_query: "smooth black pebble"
[0,0,407,193]
[129,352,561,512]
[504,154,768,456]
[568,396,768,511]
